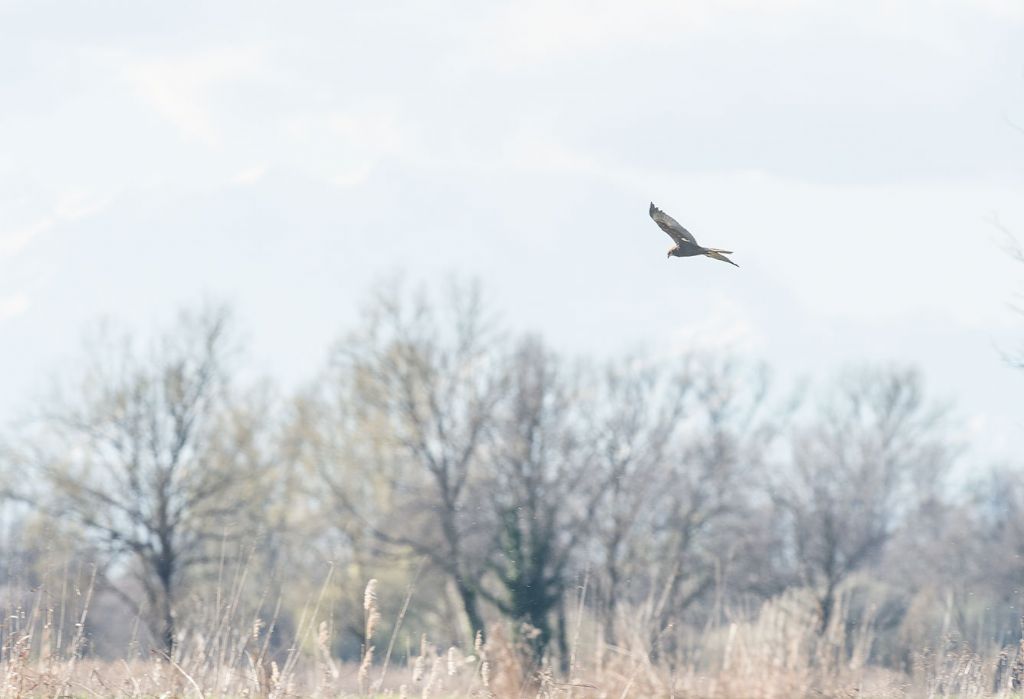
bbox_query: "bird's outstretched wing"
[649,202,698,246]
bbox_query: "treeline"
[0,279,1020,671]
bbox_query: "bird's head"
[666,248,674,259]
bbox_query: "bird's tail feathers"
[705,249,739,267]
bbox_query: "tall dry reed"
[3,574,1024,698]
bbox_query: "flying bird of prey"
[649,202,738,267]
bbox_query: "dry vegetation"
[3,576,1024,699]
[2,280,1023,698]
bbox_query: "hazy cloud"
[0,292,30,321]
[121,46,268,146]
[0,0,1021,463]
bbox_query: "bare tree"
[479,338,603,666]
[774,366,951,634]
[587,357,691,646]
[945,466,1024,644]
[990,215,1024,369]
[8,306,271,654]
[647,359,777,644]
[313,280,503,641]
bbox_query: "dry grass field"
[3,577,1022,699]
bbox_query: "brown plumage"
[649,202,738,267]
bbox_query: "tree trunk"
[603,564,620,647]
[154,544,177,656]
[818,579,837,636]
[160,596,175,657]
[556,596,570,674]
[456,578,486,642]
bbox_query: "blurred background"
[1,1,1023,696]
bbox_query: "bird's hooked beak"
[666,250,672,259]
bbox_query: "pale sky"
[2,0,1023,464]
